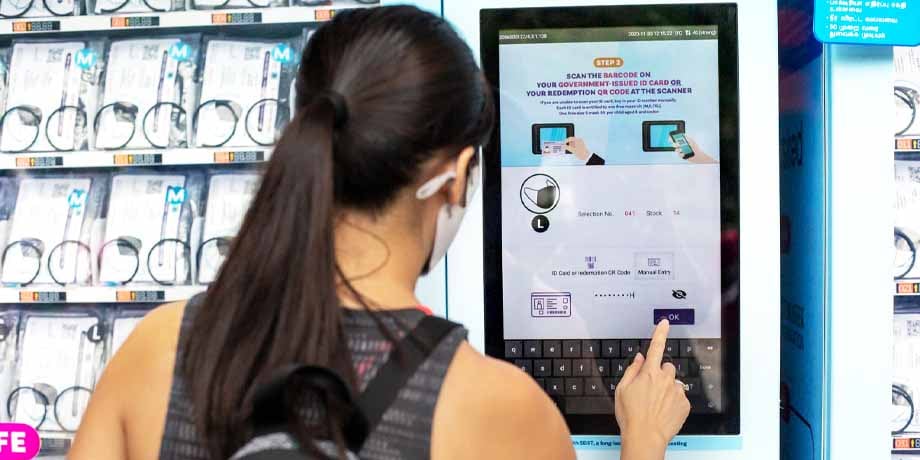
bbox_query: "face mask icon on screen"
[523,180,557,209]
[519,174,560,215]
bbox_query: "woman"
[71,6,689,460]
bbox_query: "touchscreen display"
[540,127,568,154]
[482,6,739,435]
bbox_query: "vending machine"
[442,1,779,459]
[0,0,430,456]
[779,1,918,460]
[894,43,920,459]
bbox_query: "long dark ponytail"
[181,6,493,459]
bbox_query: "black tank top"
[158,295,468,460]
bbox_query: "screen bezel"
[643,120,686,152]
[531,123,575,154]
[480,3,741,436]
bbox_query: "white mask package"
[94,0,183,16]
[895,47,920,138]
[193,37,300,148]
[0,176,104,287]
[0,0,80,21]
[893,312,920,434]
[94,36,200,150]
[98,173,202,286]
[197,172,259,284]
[190,0,283,11]
[0,311,20,422]
[9,311,104,433]
[0,40,103,153]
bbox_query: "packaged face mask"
[198,173,259,284]
[1,177,98,287]
[893,313,920,433]
[99,174,194,286]
[191,0,283,11]
[0,0,79,20]
[0,41,102,153]
[895,47,920,137]
[12,312,104,433]
[94,0,183,15]
[95,37,200,150]
[0,311,20,423]
[193,37,300,148]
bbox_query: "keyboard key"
[665,340,679,356]
[553,359,572,377]
[679,339,695,358]
[673,358,689,378]
[703,378,720,395]
[534,378,545,390]
[690,396,718,414]
[524,340,542,358]
[584,378,606,396]
[614,359,628,377]
[543,340,562,358]
[573,359,592,377]
[534,359,552,377]
[603,378,620,395]
[621,340,640,358]
[695,339,721,363]
[697,361,717,377]
[601,340,620,358]
[682,378,702,396]
[505,341,522,358]
[565,378,584,396]
[563,340,582,358]
[582,340,600,358]
[594,359,610,376]
[514,360,532,375]
[565,396,615,414]
[546,378,564,396]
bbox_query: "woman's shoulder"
[106,300,188,394]
[118,300,188,363]
[432,341,576,460]
[69,300,188,460]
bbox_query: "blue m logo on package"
[169,41,192,62]
[75,49,96,70]
[271,43,294,64]
[67,189,87,209]
[165,186,187,207]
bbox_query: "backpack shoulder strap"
[356,316,461,435]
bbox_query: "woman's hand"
[615,320,691,460]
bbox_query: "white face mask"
[415,163,480,274]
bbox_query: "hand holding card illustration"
[565,136,590,161]
[565,137,605,165]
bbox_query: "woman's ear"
[447,146,476,206]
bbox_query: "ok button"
[654,308,695,325]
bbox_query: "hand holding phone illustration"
[670,133,717,164]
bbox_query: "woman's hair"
[181,5,494,459]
